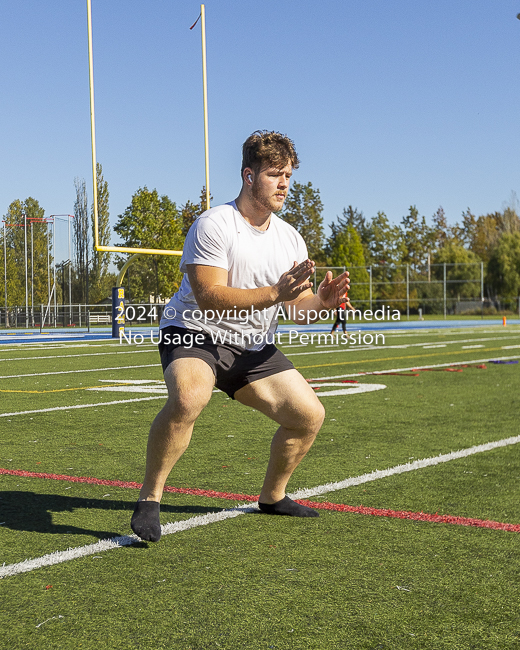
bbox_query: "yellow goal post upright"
[86,0,211,336]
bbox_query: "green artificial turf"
[0,326,519,649]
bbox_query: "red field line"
[300,500,520,533]
[0,468,258,502]
[2,467,519,533]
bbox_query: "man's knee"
[308,400,326,434]
[163,359,214,422]
[287,399,325,436]
[162,383,212,423]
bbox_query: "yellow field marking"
[295,346,513,370]
[0,383,133,394]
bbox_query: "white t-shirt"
[160,201,308,351]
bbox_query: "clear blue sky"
[2,1,520,262]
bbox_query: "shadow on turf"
[0,491,224,539]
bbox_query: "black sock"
[258,496,319,518]
[131,500,162,542]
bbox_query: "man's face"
[250,163,292,213]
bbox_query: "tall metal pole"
[86,0,99,249]
[53,217,57,326]
[86,245,89,312]
[47,221,51,307]
[3,222,7,328]
[201,4,210,210]
[369,266,372,311]
[443,262,447,320]
[480,260,484,320]
[31,222,34,326]
[68,214,72,324]
[406,264,409,321]
[24,212,28,328]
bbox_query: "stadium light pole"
[50,215,74,324]
[47,219,51,310]
[23,211,29,328]
[68,214,72,322]
[3,221,7,327]
[53,217,56,325]
[3,220,27,326]
[30,221,34,326]
[28,216,55,325]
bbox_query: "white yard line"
[285,335,517,357]
[0,335,517,365]
[0,396,165,418]
[289,435,520,499]
[0,364,159,380]
[0,347,156,362]
[2,355,518,416]
[2,434,520,578]
[0,506,257,579]
[308,354,520,381]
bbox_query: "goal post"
[86,0,184,258]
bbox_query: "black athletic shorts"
[158,325,295,399]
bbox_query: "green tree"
[327,206,371,264]
[73,177,89,303]
[180,186,213,237]
[401,205,431,272]
[90,163,113,302]
[328,225,370,304]
[281,181,325,263]
[471,212,503,264]
[501,207,520,236]
[433,242,482,300]
[2,198,51,309]
[367,211,405,267]
[430,206,452,250]
[451,208,477,248]
[487,232,520,300]
[363,211,407,308]
[114,187,184,301]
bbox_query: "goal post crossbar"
[95,245,182,256]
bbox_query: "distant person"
[131,131,350,542]
[330,301,348,335]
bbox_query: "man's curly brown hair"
[241,130,300,177]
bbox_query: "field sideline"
[1,324,519,649]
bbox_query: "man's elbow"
[192,285,226,311]
[192,291,214,311]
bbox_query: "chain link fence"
[0,303,163,329]
[314,263,520,318]
[2,263,520,329]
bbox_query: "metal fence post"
[369,266,372,311]
[443,263,447,319]
[406,264,409,320]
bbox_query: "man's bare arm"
[187,260,315,312]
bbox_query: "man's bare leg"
[131,357,215,541]
[234,369,325,516]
